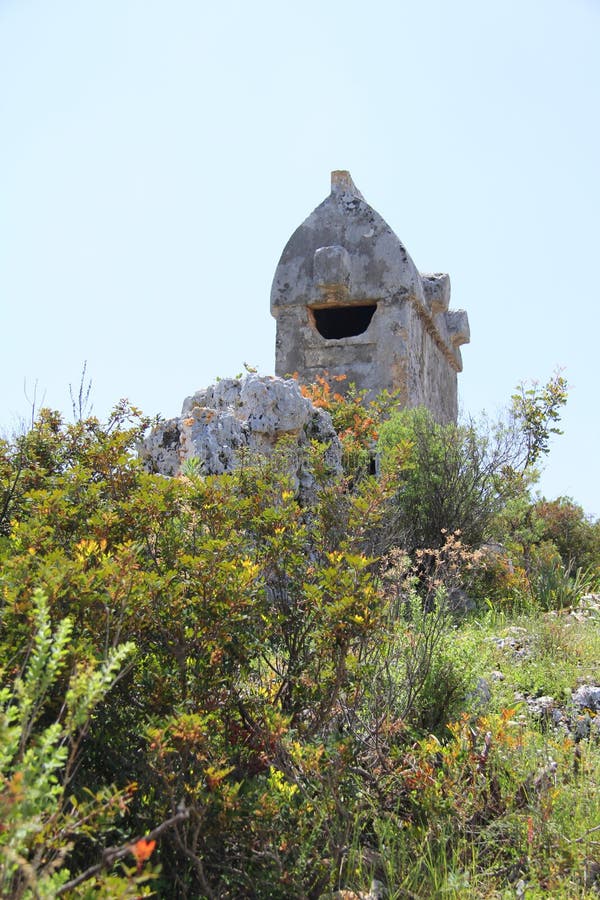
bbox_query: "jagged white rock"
[140,374,342,495]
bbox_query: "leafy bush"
[1,407,394,895]
[377,407,510,554]
[533,496,600,574]
[376,373,568,557]
[1,371,596,899]
[528,543,599,611]
[469,549,531,612]
[299,373,402,481]
[0,589,142,898]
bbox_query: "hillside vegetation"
[1,374,599,898]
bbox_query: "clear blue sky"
[2,0,599,514]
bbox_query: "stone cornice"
[409,294,463,373]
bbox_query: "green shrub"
[534,496,600,574]
[377,407,510,554]
[0,589,141,898]
[529,543,599,611]
[1,372,595,899]
[377,373,568,557]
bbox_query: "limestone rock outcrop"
[140,374,342,494]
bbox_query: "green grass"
[330,599,600,899]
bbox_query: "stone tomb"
[270,171,470,423]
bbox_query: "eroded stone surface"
[271,171,470,423]
[140,374,342,495]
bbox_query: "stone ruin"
[140,374,342,496]
[271,170,470,424]
[142,171,470,480]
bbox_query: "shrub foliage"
[0,373,598,898]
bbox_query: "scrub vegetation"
[1,372,600,898]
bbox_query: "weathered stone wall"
[271,171,469,424]
[404,287,461,422]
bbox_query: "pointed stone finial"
[330,170,364,199]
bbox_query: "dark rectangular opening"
[312,303,377,339]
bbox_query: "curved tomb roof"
[271,170,423,311]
